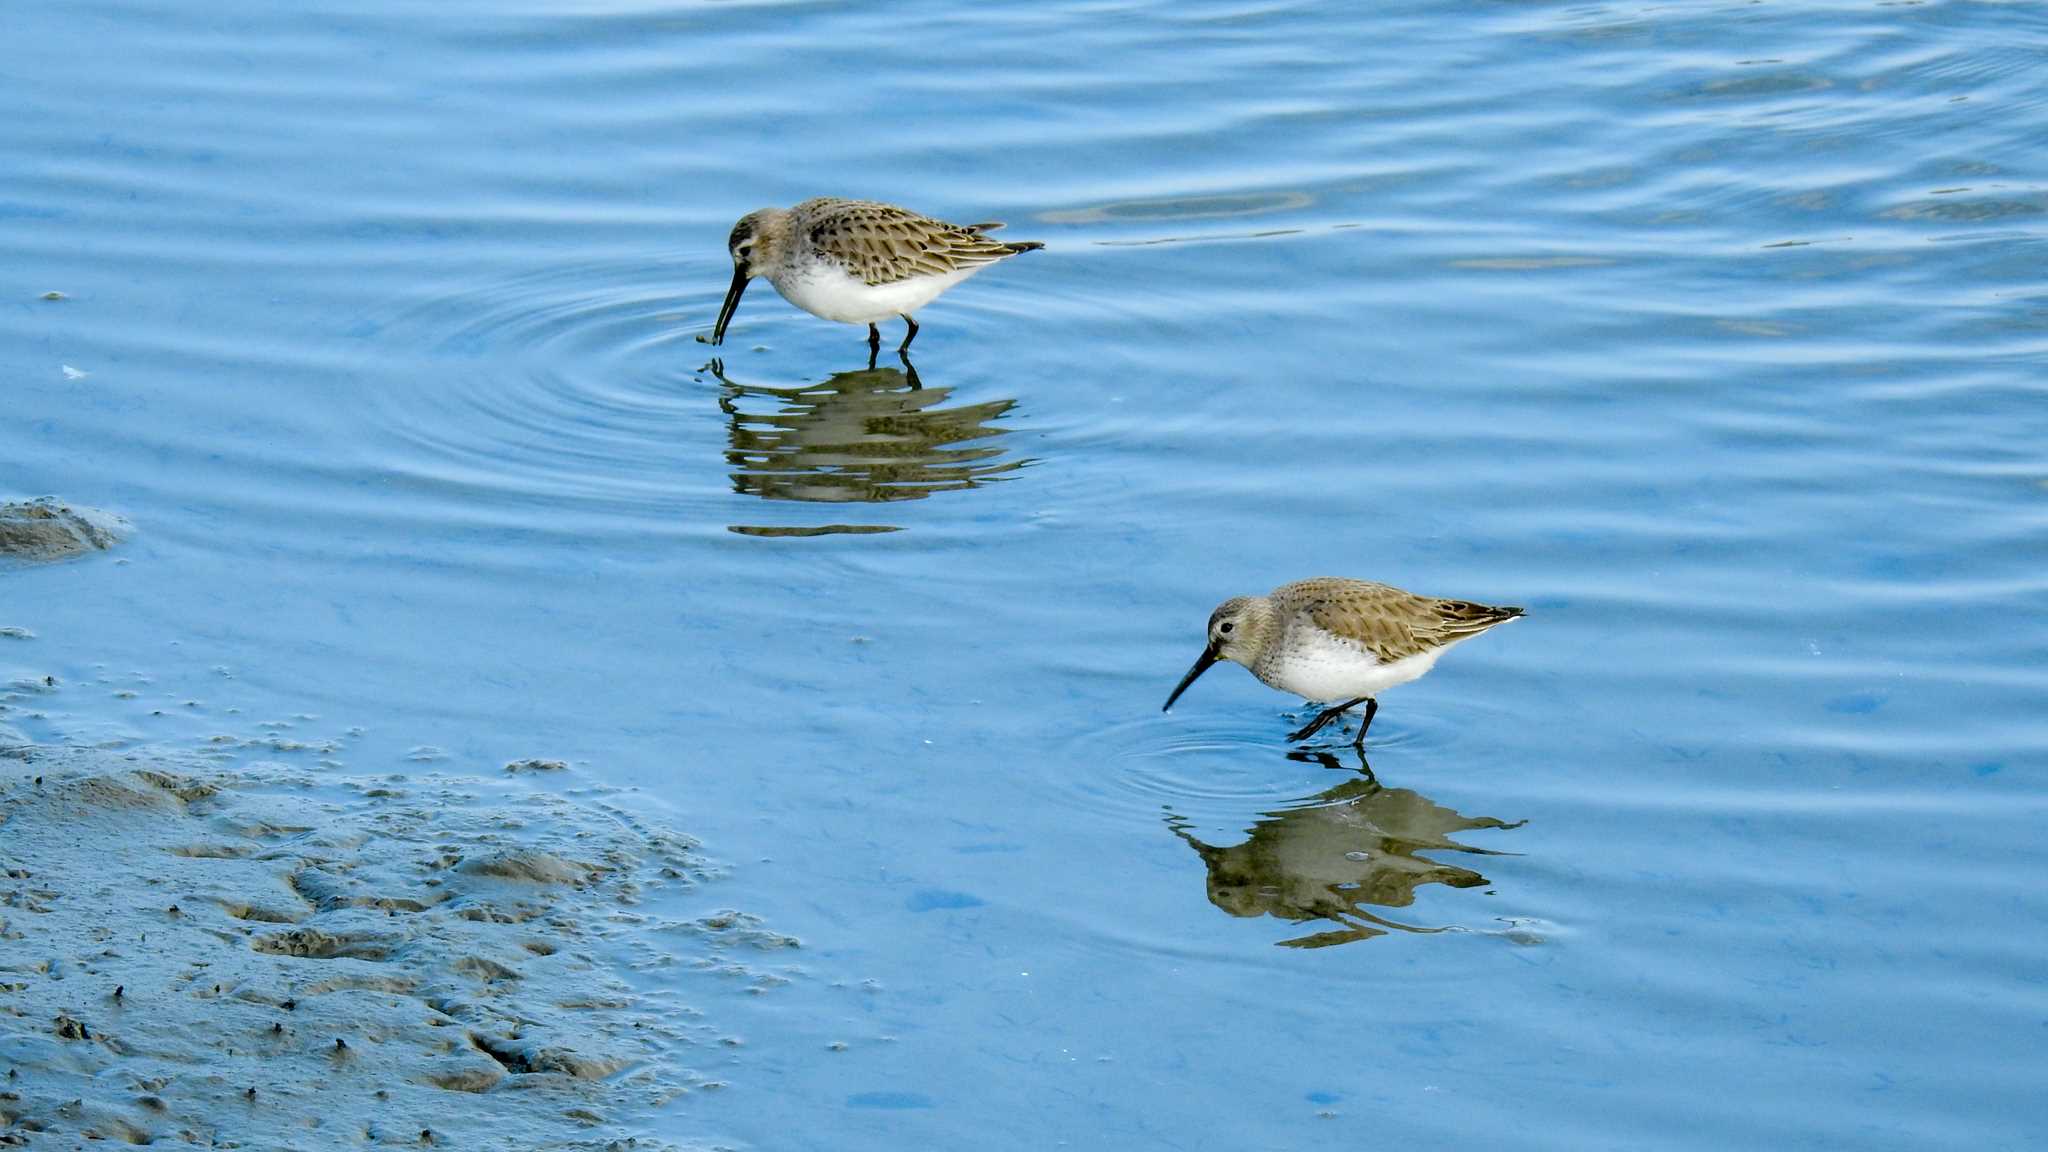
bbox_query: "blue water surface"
[6,1,2047,1148]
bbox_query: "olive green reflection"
[1167,751,1524,948]
[711,357,1030,533]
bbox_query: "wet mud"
[0,741,797,1148]
[0,500,125,565]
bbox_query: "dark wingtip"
[1004,241,1046,254]
[1483,605,1527,627]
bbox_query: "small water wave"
[1043,695,1522,836]
[347,256,1044,537]
[345,255,721,521]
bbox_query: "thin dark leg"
[897,348,921,390]
[898,314,919,352]
[1349,698,1380,749]
[867,323,882,357]
[1287,696,1371,743]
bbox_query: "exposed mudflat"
[0,501,124,565]
[0,742,798,1149]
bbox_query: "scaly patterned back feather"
[791,198,1043,286]
[1279,577,1524,663]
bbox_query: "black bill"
[1161,647,1219,712]
[712,264,749,346]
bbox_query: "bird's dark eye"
[1219,622,1234,634]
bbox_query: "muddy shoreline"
[0,742,797,1149]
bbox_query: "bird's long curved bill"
[712,265,749,346]
[1162,647,1219,712]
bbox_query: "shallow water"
[6,0,2047,1147]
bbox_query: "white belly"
[769,260,978,324]
[1255,628,1447,703]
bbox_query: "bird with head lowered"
[1162,577,1524,747]
[712,198,1043,355]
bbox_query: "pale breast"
[1253,624,1446,702]
[769,258,977,324]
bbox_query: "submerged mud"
[0,500,124,564]
[0,742,798,1149]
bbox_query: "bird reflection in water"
[711,355,1031,537]
[1167,750,1525,948]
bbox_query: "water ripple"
[343,256,726,521]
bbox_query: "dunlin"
[1161,578,1524,746]
[711,198,1044,353]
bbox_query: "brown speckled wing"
[1282,578,1523,663]
[794,198,1028,286]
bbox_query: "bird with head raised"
[711,198,1044,355]
[1162,577,1524,746]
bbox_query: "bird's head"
[1162,595,1277,711]
[714,208,790,345]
